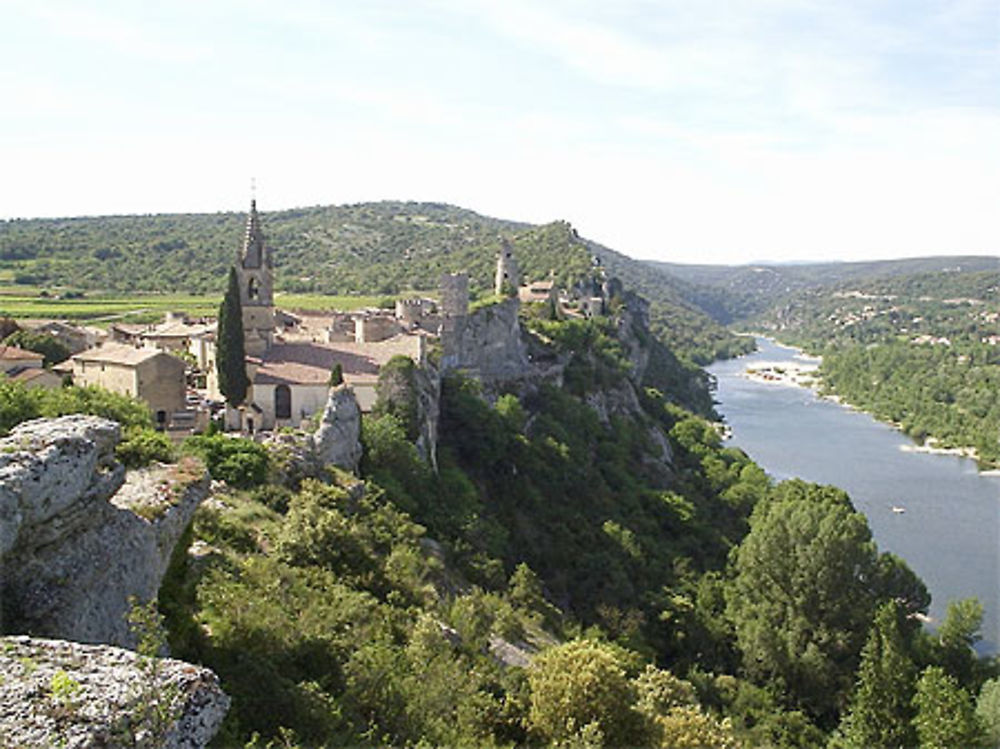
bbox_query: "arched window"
[248,277,260,300]
[275,384,292,420]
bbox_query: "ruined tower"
[235,199,275,356]
[494,239,519,297]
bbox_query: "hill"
[0,202,746,363]
[652,255,1000,324]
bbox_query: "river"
[708,337,1000,654]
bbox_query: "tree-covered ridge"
[742,269,1000,467]
[0,202,746,363]
[147,303,997,747]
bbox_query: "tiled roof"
[72,343,177,366]
[0,346,44,361]
[253,337,421,386]
[10,368,58,384]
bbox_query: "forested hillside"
[150,299,997,747]
[0,203,745,363]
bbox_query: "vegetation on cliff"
[147,302,997,747]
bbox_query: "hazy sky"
[2,0,998,264]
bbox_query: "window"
[248,278,260,300]
[275,384,292,420]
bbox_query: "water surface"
[709,337,1000,653]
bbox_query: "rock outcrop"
[311,385,363,473]
[0,415,211,648]
[0,635,229,748]
[443,298,532,382]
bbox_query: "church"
[212,200,426,433]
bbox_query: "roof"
[254,336,421,386]
[72,343,183,367]
[142,320,216,339]
[10,368,60,385]
[0,346,44,361]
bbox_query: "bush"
[116,426,176,468]
[183,433,269,488]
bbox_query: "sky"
[1,0,998,265]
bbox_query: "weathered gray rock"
[443,298,531,382]
[0,635,229,748]
[0,417,210,648]
[0,415,123,557]
[311,385,363,473]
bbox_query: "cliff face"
[0,415,210,649]
[443,299,531,382]
[0,635,229,748]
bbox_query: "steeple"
[234,197,275,355]
[240,199,269,269]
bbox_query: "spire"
[241,198,266,269]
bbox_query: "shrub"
[183,433,269,488]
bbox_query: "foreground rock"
[0,415,210,648]
[0,635,229,748]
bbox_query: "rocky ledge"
[0,415,211,648]
[0,635,229,748]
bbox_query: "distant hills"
[3,200,996,361]
[0,202,746,363]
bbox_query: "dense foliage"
[150,297,998,747]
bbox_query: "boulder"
[0,635,229,748]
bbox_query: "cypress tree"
[217,266,249,406]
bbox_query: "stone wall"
[442,298,531,382]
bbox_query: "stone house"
[71,344,187,428]
[0,345,45,375]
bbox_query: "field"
[0,288,431,324]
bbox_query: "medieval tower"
[235,199,275,356]
[494,239,519,296]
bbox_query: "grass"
[0,288,438,323]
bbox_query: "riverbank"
[737,337,994,471]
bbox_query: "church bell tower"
[235,199,275,356]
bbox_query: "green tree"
[328,362,343,387]
[726,480,881,721]
[976,677,1000,746]
[2,329,70,366]
[216,266,248,407]
[935,598,984,687]
[913,666,982,748]
[526,639,647,747]
[838,600,917,748]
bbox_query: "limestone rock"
[0,417,210,647]
[311,385,363,473]
[443,298,531,382]
[0,635,229,748]
[0,415,123,557]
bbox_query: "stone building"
[71,344,187,428]
[495,239,519,296]
[235,200,275,356]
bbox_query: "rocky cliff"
[0,415,211,648]
[443,298,532,382]
[0,635,229,748]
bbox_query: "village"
[0,201,613,437]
